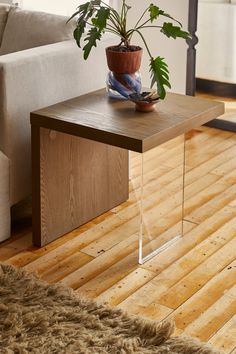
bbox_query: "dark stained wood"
[205,119,236,133]
[197,79,236,99]
[31,89,224,153]
[31,125,41,246]
[186,0,199,96]
[33,128,128,247]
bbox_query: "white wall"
[197,2,236,83]
[126,0,189,94]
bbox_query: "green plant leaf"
[69,2,95,47]
[73,21,86,47]
[149,4,160,22]
[161,22,190,39]
[150,57,171,100]
[148,4,182,26]
[67,1,90,23]
[83,27,102,59]
[92,7,110,31]
[67,9,81,23]
[157,10,182,27]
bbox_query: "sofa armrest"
[0,36,113,103]
[0,36,114,204]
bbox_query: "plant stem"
[141,26,162,29]
[134,7,148,29]
[105,28,121,36]
[120,0,127,42]
[121,0,125,23]
[136,17,152,30]
[99,1,122,28]
[106,26,120,35]
[109,15,122,32]
[106,22,119,32]
[132,29,153,59]
[100,0,113,10]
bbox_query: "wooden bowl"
[129,98,159,112]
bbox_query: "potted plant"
[68,0,190,106]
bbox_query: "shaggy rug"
[0,264,219,354]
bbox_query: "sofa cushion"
[0,3,10,46]
[0,7,75,55]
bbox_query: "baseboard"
[196,78,236,98]
[205,119,236,133]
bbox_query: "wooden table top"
[31,89,224,153]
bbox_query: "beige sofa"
[0,4,113,241]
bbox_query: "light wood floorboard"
[1,122,236,353]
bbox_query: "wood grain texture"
[208,314,236,353]
[34,128,128,246]
[31,125,41,247]
[171,259,236,330]
[183,285,236,342]
[31,89,225,153]
[4,121,236,354]
[30,89,224,246]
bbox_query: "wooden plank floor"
[1,121,236,353]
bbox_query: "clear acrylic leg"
[134,135,186,264]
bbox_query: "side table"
[31,89,224,263]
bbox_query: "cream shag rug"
[0,264,219,354]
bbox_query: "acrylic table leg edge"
[138,134,186,265]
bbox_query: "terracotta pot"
[106,46,143,74]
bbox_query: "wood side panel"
[38,128,128,247]
[31,125,41,246]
